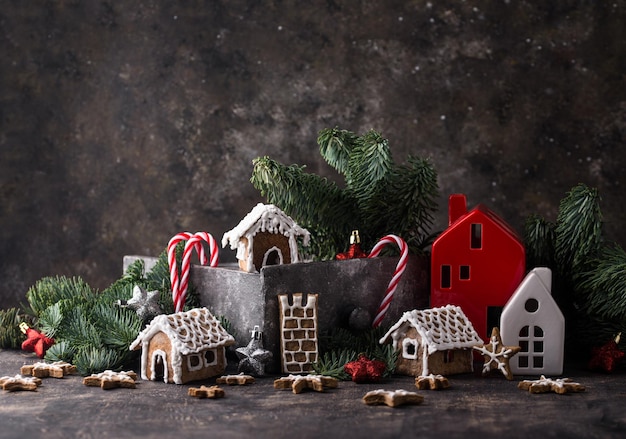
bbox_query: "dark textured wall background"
[1,1,624,309]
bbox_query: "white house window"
[187,354,203,372]
[402,337,419,360]
[517,324,545,369]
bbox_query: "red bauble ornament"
[20,323,55,358]
[588,333,624,373]
[344,354,386,383]
[336,230,368,260]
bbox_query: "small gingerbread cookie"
[21,361,77,379]
[473,327,521,380]
[363,389,425,407]
[216,374,255,385]
[274,374,338,394]
[0,375,43,392]
[82,370,138,390]
[415,374,450,390]
[188,385,226,399]
[518,375,586,395]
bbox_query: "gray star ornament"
[236,326,273,376]
[123,285,161,320]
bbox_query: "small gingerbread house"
[379,305,483,376]
[222,203,311,273]
[129,307,235,384]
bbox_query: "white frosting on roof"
[380,305,483,355]
[221,203,310,271]
[129,307,235,354]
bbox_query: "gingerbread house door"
[262,246,284,267]
[150,350,169,383]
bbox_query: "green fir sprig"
[250,127,439,259]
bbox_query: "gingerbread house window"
[204,350,216,366]
[187,354,203,372]
[402,337,419,360]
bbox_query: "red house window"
[441,265,451,288]
[471,223,482,249]
[460,265,470,280]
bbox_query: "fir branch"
[61,307,103,350]
[555,184,603,275]
[73,346,123,376]
[524,214,556,269]
[576,244,626,321]
[317,127,358,175]
[0,308,28,349]
[44,340,76,363]
[311,349,357,380]
[91,302,143,350]
[26,276,96,317]
[37,302,64,339]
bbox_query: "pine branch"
[317,127,358,175]
[73,346,123,376]
[26,276,96,317]
[311,349,357,380]
[576,244,626,321]
[0,308,28,349]
[555,184,603,276]
[523,214,556,269]
[44,340,76,363]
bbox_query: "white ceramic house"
[500,267,565,375]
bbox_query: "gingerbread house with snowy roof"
[129,307,235,384]
[222,203,311,273]
[379,305,484,376]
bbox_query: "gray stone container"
[124,255,430,373]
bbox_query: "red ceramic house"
[430,194,526,339]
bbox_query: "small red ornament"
[20,323,55,358]
[344,354,386,383]
[588,333,624,373]
[336,230,368,260]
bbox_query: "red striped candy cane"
[175,231,219,312]
[368,234,409,328]
[168,232,194,310]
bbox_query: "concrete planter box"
[124,255,430,373]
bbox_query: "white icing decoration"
[222,203,310,272]
[380,305,483,375]
[473,334,516,375]
[129,307,235,384]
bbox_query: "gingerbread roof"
[221,203,310,250]
[129,307,235,354]
[380,305,483,355]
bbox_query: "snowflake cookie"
[216,374,255,385]
[0,375,42,392]
[82,370,138,390]
[473,327,521,380]
[518,375,586,394]
[363,389,425,407]
[20,361,77,379]
[188,385,226,399]
[273,374,338,394]
[415,374,450,390]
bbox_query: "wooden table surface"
[0,350,624,439]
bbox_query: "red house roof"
[430,194,525,339]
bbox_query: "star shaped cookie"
[363,389,425,407]
[473,327,521,380]
[518,375,586,394]
[274,374,338,394]
[415,373,450,390]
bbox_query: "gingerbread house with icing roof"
[129,307,235,384]
[222,203,311,273]
[379,305,484,376]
